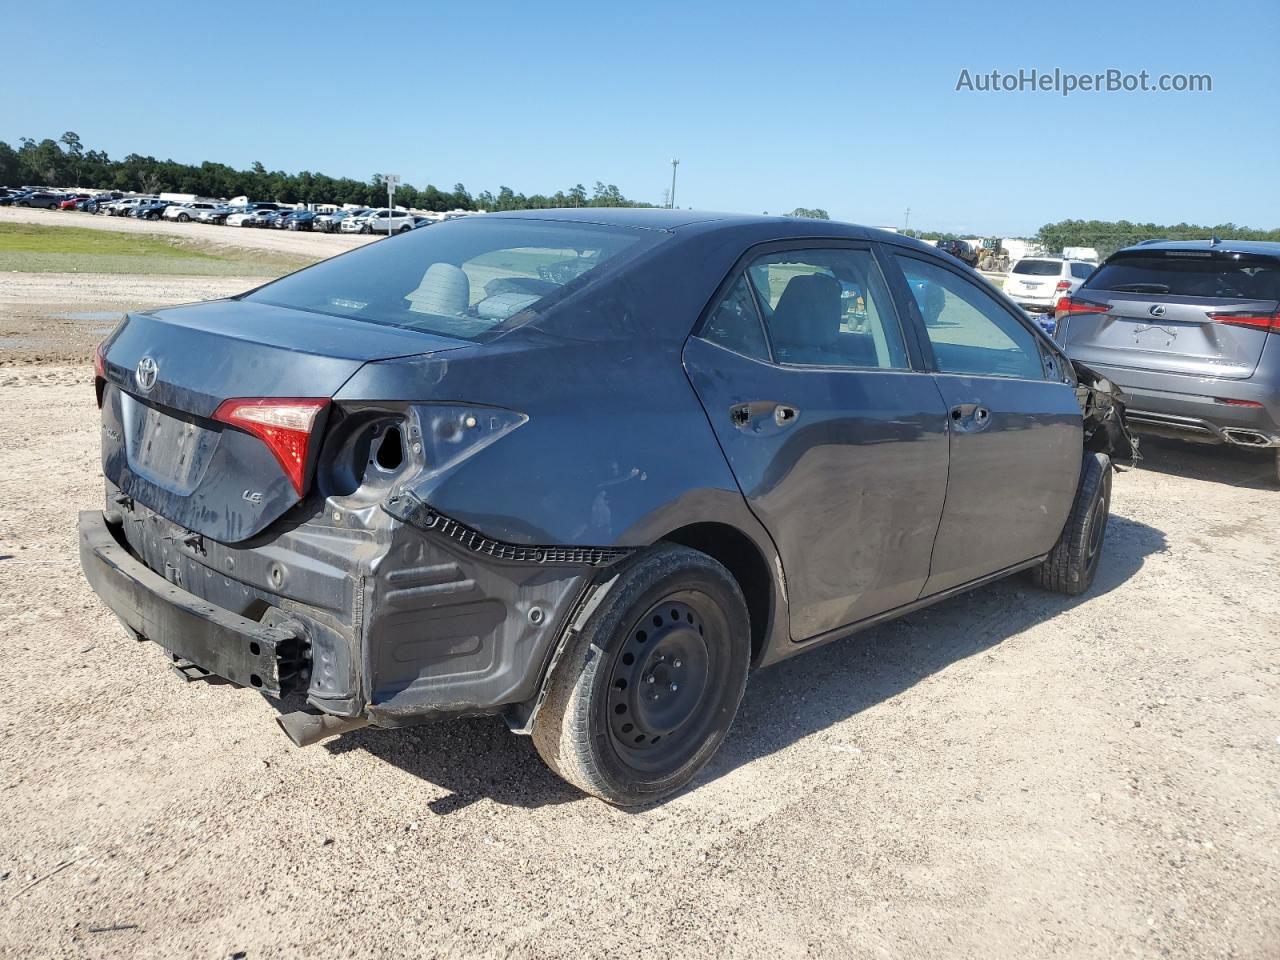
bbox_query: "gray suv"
[1057,239,1280,482]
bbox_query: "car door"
[886,251,1083,596]
[683,242,950,642]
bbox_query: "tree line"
[1035,219,1280,257]
[0,132,656,212]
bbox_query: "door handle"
[949,403,992,433]
[730,402,800,432]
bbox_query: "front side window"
[737,248,909,369]
[897,256,1045,380]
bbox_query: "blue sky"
[3,0,1275,234]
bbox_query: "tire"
[398,224,411,234]
[177,213,189,222]
[1274,449,1280,487]
[532,544,751,805]
[1030,452,1112,595]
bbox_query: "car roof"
[1117,238,1280,258]
[483,208,939,252]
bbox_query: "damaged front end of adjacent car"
[1073,359,1140,467]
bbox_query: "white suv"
[1004,258,1095,314]
[163,202,220,223]
[341,208,415,235]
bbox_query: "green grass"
[0,223,318,277]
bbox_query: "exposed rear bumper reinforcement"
[78,510,304,696]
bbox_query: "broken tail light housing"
[1206,309,1280,334]
[414,404,529,480]
[213,398,330,496]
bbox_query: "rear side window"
[744,248,909,369]
[701,275,770,360]
[1070,262,1093,279]
[246,217,657,340]
[897,256,1045,380]
[1086,254,1280,300]
[1012,260,1062,276]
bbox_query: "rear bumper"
[79,510,303,696]
[1008,293,1058,312]
[80,493,604,727]
[1077,360,1280,446]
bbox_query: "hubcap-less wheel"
[532,544,751,804]
[609,599,710,758]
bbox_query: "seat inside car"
[770,272,878,367]
[771,273,843,364]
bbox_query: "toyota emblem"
[135,356,159,392]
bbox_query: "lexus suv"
[1057,239,1280,482]
[80,210,1134,804]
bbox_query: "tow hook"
[277,710,370,747]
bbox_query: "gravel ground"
[0,362,1277,959]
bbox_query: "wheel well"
[660,522,773,664]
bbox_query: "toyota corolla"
[81,209,1134,804]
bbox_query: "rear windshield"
[1012,260,1062,276]
[1085,254,1280,300]
[245,217,657,340]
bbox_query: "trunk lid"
[1060,249,1280,380]
[100,299,466,542]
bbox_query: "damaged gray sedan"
[80,210,1134,804]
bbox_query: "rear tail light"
[93,340,108,407]
[213,398,330,496]
[1055,280,1071,292]
[1206,309,1280,333]
[1055,296,1111,319]
[1214,397,1264,407]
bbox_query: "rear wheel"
[532,544,751,805]
[177,213,190,222]
[1031,452,1111,595]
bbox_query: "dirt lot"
[0,216,1277,958]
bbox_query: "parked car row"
[0,187,442,234]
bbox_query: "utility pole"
[669,158,680,209]
[904,207,911,232]
[382,173,400,233]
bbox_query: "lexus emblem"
[1148,304,1167,318]
[135,356,159,392]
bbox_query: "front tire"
[532,544,751,805]
[1031,452,1112,595]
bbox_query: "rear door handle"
[950,403,992,433]
[730,402,801,432]
[773,404,799,427]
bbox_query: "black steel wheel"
[1030,452,1111,595]
[532,544,751,804]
